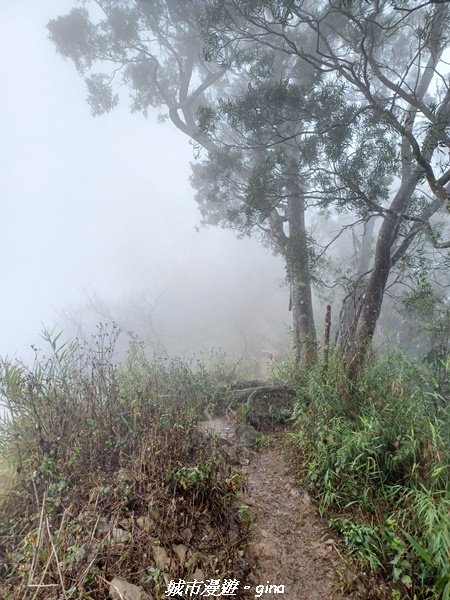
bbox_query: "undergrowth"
[287,351,450,599]
[0,325,250,599]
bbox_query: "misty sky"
[1,1,288,363]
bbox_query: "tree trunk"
[343,172,422,379]
[286,159,317,367]
[337,217,375,347]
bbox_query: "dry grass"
[0,326,251,599]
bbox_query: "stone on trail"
[246,386,296,430]
[152,545,170,571]
[109,577,153,600]
[136,516,151,531]
[192,567,206,581]
[111,527,129,544]
[172,543,188,565]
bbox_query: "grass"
[286,350,450,599]
[0,325,251,599]
[2,324,449,599]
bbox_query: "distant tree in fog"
[198,0,450,380]
[48,1,450,382]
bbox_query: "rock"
[152,545,170,571]
[180,527,193,542]
[172,544,188,565]
[97,518,110,535]
[111,528,129,543]
[246,386,295,430]
[148,503,160,521]
[324,538,335,546]
[109,577,152,600]
[136,516,150,531]
[185,551,200,569]
[302,491,312,505]
[118,518,131,530]
[192,568,205,581]
[223,446,241,465]
[235,423,259,447]
[116,468,133,483]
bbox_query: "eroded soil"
[201,418,353,600]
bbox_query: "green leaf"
[403,531,433,564]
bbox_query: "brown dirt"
[243,442,354,599]
[201,418,354,600]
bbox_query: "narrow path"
[200,418,352,599]
[243,443,350,599]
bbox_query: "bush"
[0,326,249,599]
[287,351,450,599]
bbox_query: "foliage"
[0,327,249,599]
[252,434,273,450]
[287,351,450,598]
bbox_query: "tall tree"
[191,66,338,366]
[48,1,226,148]
[202,0,450,377]
[48,0,342,364]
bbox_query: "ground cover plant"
[287,351,450,599]
[0,326,250,599]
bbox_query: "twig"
[46,517,69,599]
[27,490,47,591]
[30,549,53,600]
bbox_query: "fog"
[1,1,289,368]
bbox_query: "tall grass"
[0,326,248,599]
[287,351,450,599]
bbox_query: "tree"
[200,0,450,377]
[48,2,226,146]
[191,70,339,366]
[50,1,450,377]
[48,1,325,365]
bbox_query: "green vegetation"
[252,434,273,450]
[0,326,248,599]
[287,352,450,599]
[2,324,449,599]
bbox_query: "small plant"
[143,566,162,591]
[285,350,450,599]
[237,504,252,525]
[165,464,210,491]
[329,517,382,572]
[271,407,292,424]
[253,434,273,449]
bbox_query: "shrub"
[0,326,249,599]
[287,350,450,598]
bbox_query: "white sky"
[0,1,287,363]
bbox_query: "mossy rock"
[246,386,296,430]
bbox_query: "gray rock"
[181,527,193,542]
[235,423,260,447]
[148,503,160,522]
[192,568,205,581]
[111,527,129,543]
[116,468,133,483]
[246,386,295,430]
[136,516,151,531]
[152,545,170,571]
[109,577,152,600]
[172,543,188,565]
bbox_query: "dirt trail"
[201,418,352,600]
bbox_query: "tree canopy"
[48,0,450,375]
